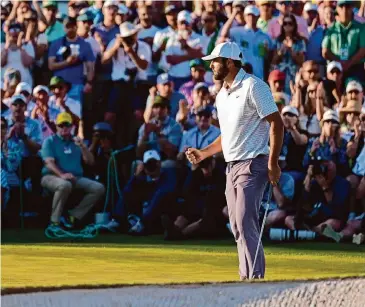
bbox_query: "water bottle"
[269,228,316,241]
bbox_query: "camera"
[125,67,138,81]
[144,159,159,173]
[310,156,328,176]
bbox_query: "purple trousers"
[225,156,269,279]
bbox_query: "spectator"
[268,1,309,40]
[14,82,34,117]
[41,112,104,234]
[322,0,365,84]
[38,1,65,43]
[322,5,335,30]
[67,1,89,19]
[88,0,104,25]
[222,0,234,20]
[256,1,273,34]
[179,59,207,107]
[144,73,185,122]
[324,61,343,108]
[268,70,290,104]
[1,22,35,87]
[343,80,364,111]
[161,157,226,240]
[31,85,58,139]
[164,10,205,90]
[120,150,177,234]
[77,11,102,58]
[115,4,129,26]
[272,14,306,95]
[339,100,362,142]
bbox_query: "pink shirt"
[268,15,309,40]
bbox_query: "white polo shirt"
[216,69,278,162]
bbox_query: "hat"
[232,0,246,8]
[244,5,260,16]
[189,58,205,68]
[202,42,242,61]
[256,0,270,5]
[93,122,113,133]
[337,0,353,6]
[320,110,340,126]
[177,10,192,24]
[15,82,32,95]
[119,22,140,38]
[118,4,129,15]
[268,70,285,81]
[104,0,119,8]
[273,93,286,105]
[157,73,171,85]
[56,112,73,125]
[346,80,363,93]
[143,150,161,163]
[11,94,27,105]
[77,11,94,22]
[304,2,318,12]
[339,100,362,115]
[33,85,50,96]
[49,76,71,90]
[281,105,299,117]
[326,61,343,73]
[165,5,178,14]
[193,82,209,91]
[63,16,77,26]
[152,95,169,108]
[43,0,58,9]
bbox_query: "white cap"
[33,85,50,96]
[119,22,139,38]
[157,73,171,85]
[304,2,318,12]
[143,150,161,163]
[104,0,118,8]
[11,94,27,105]
[322,109,339,124]
[193,82,209,91]
[244,5,260,16]
[281,105,299,117]
[15,82,32,95]
[223,0,234,5]
[346,80,363,93]
[326,61,343,73]
[118,4,129,15]
[202,42,243,61]
[232,0,246,7]
[177,10,192,24]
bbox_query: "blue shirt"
[41,134,83,177]
[145,91,185,120]
[49,36,95,84]
[306,26,325,64]
[179,125,220,152]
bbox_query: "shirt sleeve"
[82,40,96,62]
[322,30,331,49]
[48,39,60,58]
[250,80,278,119]
[167,122,183,148]
[41,137,54,160]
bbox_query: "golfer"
[186,42,283,279]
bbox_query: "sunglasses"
[58,122,72,128]
[339,3,352,8]
[348,90,359,94]
[283,112,296,117]
[324,119,338,125]
[20,91,30,97]
[283,21,293,26]
[12,102,26,107]
[305,69,319,74]
[203,18,215,23]
[279,1,291,6]
[330,69,341,74]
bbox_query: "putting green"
[2,230,365,290]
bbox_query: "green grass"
[2,230,365,291]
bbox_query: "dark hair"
[278,14,302,43]
[242,62,253,74]
[222,58,242,69]
[1,116,8,128]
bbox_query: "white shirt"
[138,25,160,77]
[163,31,205,78]
[85,35,101,58]
[1,43,35,87]
[48,95,81,118]
[106,39,152,81]
[216,69,278,162]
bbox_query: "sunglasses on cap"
[57,122,72,128]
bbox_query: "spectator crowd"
[1,0,365,244]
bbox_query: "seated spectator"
[342,80,364,113]
[161,157,226,240]
[137,96,182,169]
[268,70,290,104]
[339,100,362,142]
[256,1,273,34]
[179,59,208,107]
[164,10,205,90]
[119,150,177,234]
[323,61,343,109]
[14,82,35,117]
[303,110,349,177]
[144,73,185,122]
[1,22,35,87]
[48,16,95,103]
[31,85,59,139]
[41,112,104,234]
[271,14,306,95]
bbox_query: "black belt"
[227,155,267,167]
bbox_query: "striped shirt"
[216,69,277,162]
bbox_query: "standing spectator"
[38,1,65,43]
[67,1,89,19]
[256,1,273,34]
[48,17,95,103]
[218,1,246,44]
[322,0,365,84]
[268,1,309,40]
[272,14,306,95]
[115,4,129,26]
[41,112,104,234]
[164,10,205,90]
[77,12,102,58]
[1,23,35,87]
[322,5,335,30]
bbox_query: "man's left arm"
[74,137,94,165]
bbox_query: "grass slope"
[2,230,365,290]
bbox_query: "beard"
[213,63,229,81]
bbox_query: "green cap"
[43,0,58,8]
[189,58,205,68]
[152,96,170,108]
[49,76,71,89]
[77,11,94,22]
[337,0,353,6]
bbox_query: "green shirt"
[257,18,270,34]
[45,21,65,43]
[41,134,83,177]
[322,20,365,63]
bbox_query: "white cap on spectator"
[321,109,340,124]
[1,1,10,7]
[33,85,50,96]
[119,22,139,38]
[104,0,118,8]
[118,4,129,15]
[11,94,27,105]
[232,0,246,7]
[157,73,171,85]
[346,80,363,93]
[281,105,299,117]
[202,42,243,61]
[244,5,260,16]
[304,2,318,12]
[143,150,161,163]
[15,82,32,95]
[223,0,234,5]
[326,61,342,73]
[177,10,192,24]
[193,82,209,91]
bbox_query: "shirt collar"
[336,20,353,30]
[224,69,246,94]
